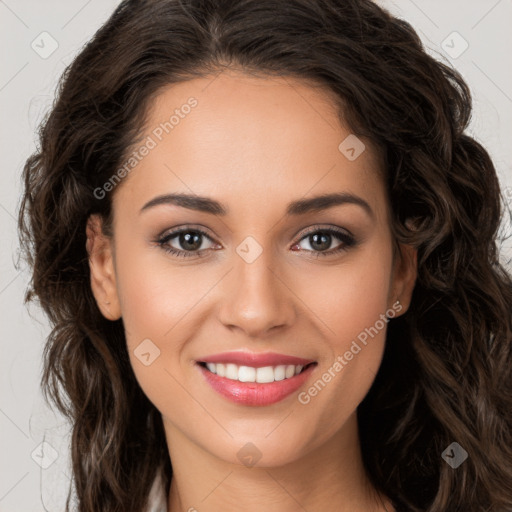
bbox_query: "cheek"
[116,266,203,423]
[302,239,393,351]
[114,242,209,344]
[294,239,393,434]
[112,243,209,396]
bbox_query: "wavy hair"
[18,0,512,510]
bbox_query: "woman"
[18,0,512,511]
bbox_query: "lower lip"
[197,363,317,406]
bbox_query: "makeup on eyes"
[151,223,360,260]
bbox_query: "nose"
[216,245,296,338]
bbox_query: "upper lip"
[197,351,316,368]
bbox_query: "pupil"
[311,233,330,251]
[180,232,201,250]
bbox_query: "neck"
[163,412,393,512]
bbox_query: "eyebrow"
[140,192,374,219]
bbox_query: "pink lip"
[197,362,317,406]
[197,351,315,367]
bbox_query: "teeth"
[216,363,226,377]
[274,365,286,381]
[256,366,274,383]
[238,366,256,382]
[203,362,307,383]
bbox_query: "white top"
[145,470,168,512]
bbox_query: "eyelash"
[155,225,357,260]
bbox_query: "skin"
[86,69,417,512]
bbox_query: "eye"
[156,227,219,258]
[155,225,357,259]
[291,227,356,258]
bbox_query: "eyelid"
[157,224,215,240]
[156,225,218,248]
[295,224,355,240]
[155,223,357,259]
[156,223,354,246]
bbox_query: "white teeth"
[256,366,274,383]
[225,363,238,380]
[203,362,310,383]
[216,363,226,377]
[238,366,256,382]
[285,365,295,379]
[274,365,286,381]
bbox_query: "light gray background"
[1,1,511,510]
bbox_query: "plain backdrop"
[1,1,511,510]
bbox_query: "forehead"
[112,69,386,220]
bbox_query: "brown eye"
[292,227,356,258]
[156,227,217,258]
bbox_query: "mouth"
[196,360,318,406]
[197,361,317,383]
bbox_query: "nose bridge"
[217,235,295,336]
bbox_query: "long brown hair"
[18,0,512,510]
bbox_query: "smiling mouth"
[197,361,317,384]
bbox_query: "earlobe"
[85,214,122,321]
[390,243,418,316]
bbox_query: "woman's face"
[88,70,416,467]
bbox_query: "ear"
[388,242,417,316]
[85,214,122,320]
